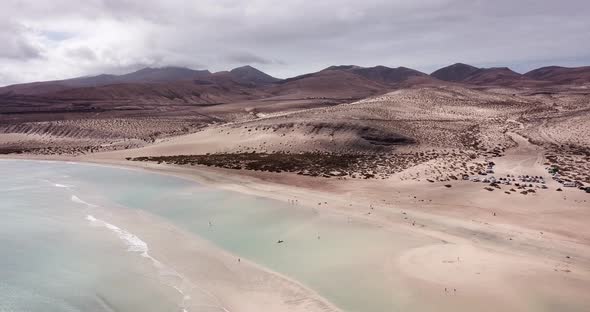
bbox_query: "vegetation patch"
[130,151,445,179]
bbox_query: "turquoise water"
[0,160,436,312]
[0,161,182,312]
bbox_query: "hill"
[524,66,590,84]
[228,65,281,86]
[430,64,546,86]
[271,68,389,99]
[430,63,480,82]
[461,67,528,85]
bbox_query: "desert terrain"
[1,63,590,311]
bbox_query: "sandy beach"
[2,3,590,311]
[3,128,589,311]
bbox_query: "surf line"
[85,215,231,312]
[41,178,73,189]
[71,195,98,207]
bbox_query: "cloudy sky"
[1,0,589,86]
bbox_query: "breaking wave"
[85,215,232,312]
[85,215,156,260]
[40,179,73,189]
[85,215,193,311]
[71,195,97,207]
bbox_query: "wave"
[85,215,192,311]
[71,195,97,207]
[86,215,151,258]
[85,215,231,312]
[41,179,73,189]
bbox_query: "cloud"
[65,46,97,60]
[0,0,589,85]
[226,51,276,65]
[0,22,42,60]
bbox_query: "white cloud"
[0,0,589,85]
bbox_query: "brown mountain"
[268,65,438,100]
[43,74,268,104]
[430,65,541,86]
[430,64,548,86]
[324,65,434,85]
[461,67,527,85]
[112,67,212,84]
[430,63,480,82]
[524,66,590,84]
[0,67,215,96]
[228,65,281,86]
[3,62,587,120]
[271,68,389,99]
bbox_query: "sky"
[1,0,590,86]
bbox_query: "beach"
[1,2,590,311]
[2,130,589,311]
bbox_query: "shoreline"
[1,157,343,312]
[3,151,589,248]
[83,193,341,312]
[3,150,590,311]
[3,152,590,261]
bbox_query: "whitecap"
[86,215,151,258]
[85,215,188,309]
[85,215,231,312]
[71,195,98,207]
[41,179,73,189]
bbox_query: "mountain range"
[1,63,589,108]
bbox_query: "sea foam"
[71,195,97,207]
[85,215,151,258]
[41,179,72,189]
[85,215,193,309]
[85,215,231,312]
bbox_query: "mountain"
[228,65,281,86]
[42,74,269,104]
[2,62,588,109]
[350,66,432,84]
[62,67,212,86]
[431,63,480,82]
[0,67,212,96]
[112,67,212,84]
[430,64,537,86]
[0,66,284,97]
[461,67,527,85]
[524,66,590,84]
[322,65,433,85]
[272,68,388,99]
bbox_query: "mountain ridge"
[2,63,590,100]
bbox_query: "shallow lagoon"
[0,160,439,312]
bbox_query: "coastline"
[0,157,342,312]
[83,193,341,312]
[3,150,590,311]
